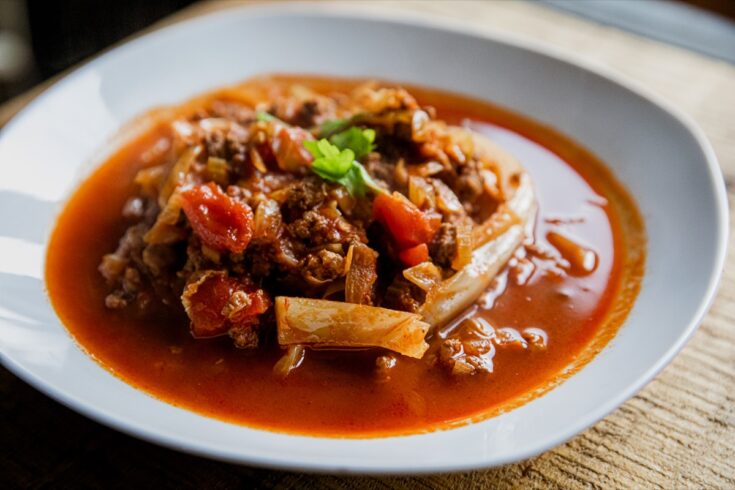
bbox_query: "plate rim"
[0,2,728,475]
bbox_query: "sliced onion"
[276,297,430,359]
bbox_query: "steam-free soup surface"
[46,77,644,436]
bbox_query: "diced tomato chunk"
[372,192,441,249]
[399,243,429,267]
[184,272,271,338]
[229,289,271,326]
[271,126,314,172]
[185,273,237,338]
[180,182,253,253]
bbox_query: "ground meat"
[292,100,320,128]
[99,222,149,295]
[452,163,499,219]
[363,144,413,193]
[301,249,345,285]
[430,223,457,268]
[204,124,249,166]
[382,276,425,313]
[99,80,516,356]
[198,100,255,126]
[281,177,328,221]
[229,325,259,349]
[142,244,178,277]
[104,290,129,309]
[439,318,496,376]
[288,210,344,247]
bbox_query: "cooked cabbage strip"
[417,131,537,328]
[276,297,430,358]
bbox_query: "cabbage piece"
[418,128,537,328]
[252,199,282,241]
[402,261,442,292]
[276,297,430,359]
[159,145,201,207]
[144,189,187,244]
[344,243,378,305]
[451,218,474,271]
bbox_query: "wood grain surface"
[1,1,733,488]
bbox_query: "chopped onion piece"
[273,345,306,379]
[432,179,464,214]
[451,218,473,270]
[206,156,229,185]
[276,297,430,359]
[253,199,282,241]
[403,261,442,291]
[408,176,435,210]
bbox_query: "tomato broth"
[46,77,645,436]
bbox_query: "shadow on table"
[0,364,537,489]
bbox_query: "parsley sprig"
[304,127,382,197]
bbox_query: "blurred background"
[0,0,734,103]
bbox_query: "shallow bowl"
[0,4,727,474]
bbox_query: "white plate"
[0,4,727,474]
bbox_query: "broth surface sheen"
[46,77,645,437]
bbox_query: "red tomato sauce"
[45,77,645,437]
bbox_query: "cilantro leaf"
[329,127,376,160]
[318,118,349,138]
[339,161,381,198]
[305,139,355,180]
[256,111,277,122]
[304,137,382,197]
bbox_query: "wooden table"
[2,1,733,487]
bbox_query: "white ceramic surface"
[0,4,727,474]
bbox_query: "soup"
[46,76,645,436]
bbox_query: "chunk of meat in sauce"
[302,249,345,285]
[429,222,457,268]
[439,318,496,375]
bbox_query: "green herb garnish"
[304,139,355,179]
[304,136,382,197]
[318,118,349,137]
[330,127,375,159]
[255,111,277,122]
